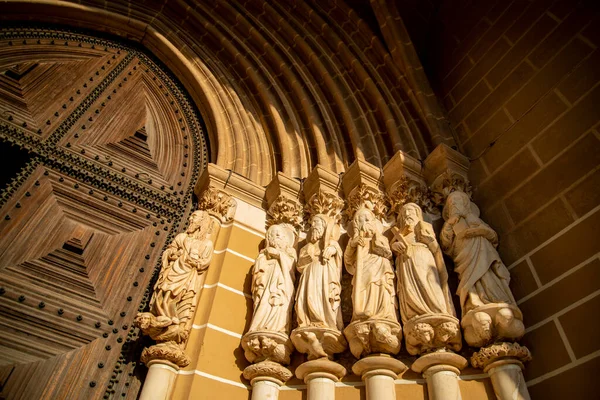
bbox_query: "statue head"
[266,224,293,250]
[436,321,459,343]
[398,203,423,231]
[135,312,155,330]
[354,207,379,238]
[412,323,435,344]
[443,191,475,221]
[310,215,327,243]
[473,312,493,339]
[495,308,525,340]
[187,210,209,235]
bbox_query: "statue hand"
[391,241,407,254]
[322,245,336,259]
[266,247,280,259]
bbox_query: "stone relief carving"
[266,195,304,230]
[388,176,436,216]
[343,207,402,359]
[242,223,297,365]
[471,342,532,370]
[391,203,461,355]
[439,191,524,347]
[197,186,236,222]
[135,210,216,367]
[291,213,347,360]
[344,184,388,221]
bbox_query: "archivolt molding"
[1,0,452,186]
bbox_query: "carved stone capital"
[404,314,462,356]
[387,176,435,215]
[423,144,471,206]
[343,319,402,359]
[305,189,344,222]
[471,342,532,371]
[197,186,236,222]
[266,195,304,229]
[242,331,294,365]
[344,184,388,220]
[291,327,347,360]
[140,342,190,368]
[243,360,293,384]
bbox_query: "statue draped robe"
[295,241,343,330]
[152,232,213,326]
[440,217,516,315]
[249,248,296,333]
[344,234,396,322]
[396,232,455,324]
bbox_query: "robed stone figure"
[392,203,461,354]
[440,190,524,346]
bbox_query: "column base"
[352,354,407,400]
[296,359,346,400]
[412,352,468,400]
[471,342,532,400]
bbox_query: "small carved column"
[241,173,303,400]
[342,160,407,400]
[424,144,532,400]
[291,166,348,399]
[135,187,235,400]
[384,151,467,400]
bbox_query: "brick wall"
[428,1,600,397]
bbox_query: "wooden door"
[0,24,208,399]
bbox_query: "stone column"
[353,354,407,400]
[412,352,468,400]
[241,173,304,399]
[471,343,532,400]
[296,359,346,400]
[424,144,532,400]
[138,360,178,400]
[341,160,408,400]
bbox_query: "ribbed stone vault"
[1,0,455,186]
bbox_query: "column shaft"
[363,372,397,400]
[138,362,177,400]
[250,379,281,400]
[306,376,336,400]
[424,368,462,400]
[488,363,530,400]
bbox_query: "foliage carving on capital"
[305,189,344,222]
[388,176,436,215]
[344,184,388,220]
[471,342,532,369]
[198,186,236,222]
[243,360,293,383]
[267,195,304,230]
[430,171,472,207]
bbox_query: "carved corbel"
[197,186,236,223]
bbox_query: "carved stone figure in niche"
[440,191,524,347]
[343,207,402,359]
[135,210,215,367]
[291,215,347,360]
[391,203,461,355]
[242,223,297,365]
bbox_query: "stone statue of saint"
[440,191,524,346]
[291,214,347,360]
[135,210,215,366]
[295,214,343,330]
[391,203,460,354]
[343,207,402,358]
[243,223,297,365]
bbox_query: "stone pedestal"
[138,360,178,400]
[244,361,293,400]
[412,352,468,400]
[296,359,346,400]
[352,354,407,400]
[471,342,532,400]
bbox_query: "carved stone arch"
[0,24,209,399]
